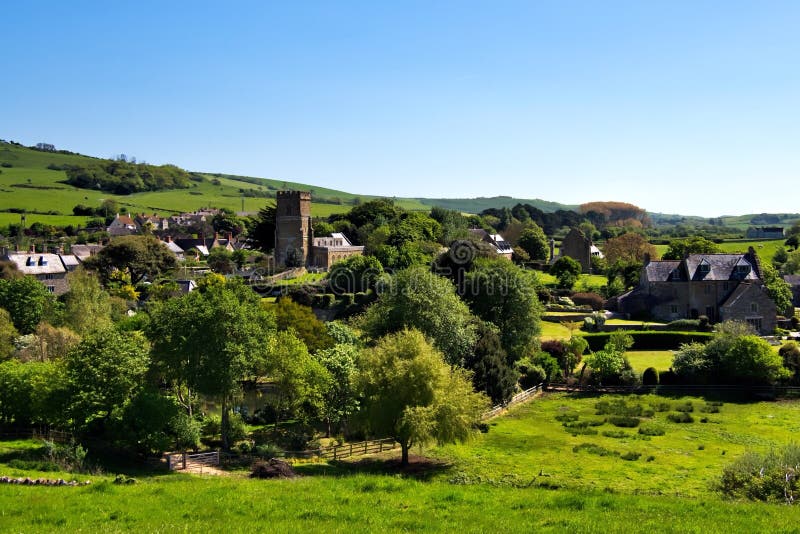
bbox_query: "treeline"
[480,204,584,235]
[64,161,197,194]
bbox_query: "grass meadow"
[5,393,800,531]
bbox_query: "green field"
[653,239,787,261]
[5,393,800,531]
[625,350,674,373]
[0,144,434,230]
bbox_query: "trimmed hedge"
[581,331,714,351]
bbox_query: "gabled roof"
[720,282,765,309]
[4,253,66,275]
[645,254,760,282]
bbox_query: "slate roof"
[645,254,759,282]
[71,244,104,261]
[720,282,763,309]
[4,253,66,275]
[784,275,800,287]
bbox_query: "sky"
[2,1,799,217]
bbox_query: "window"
[747,318,762,332]
[46,286,55,293]
[751,302,759,313]
[670,305,679,314]
[698,262,710,274]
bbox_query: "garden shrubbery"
[719,444,800,503]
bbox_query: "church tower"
[275,191,313,267]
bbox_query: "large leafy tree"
[65,327,150,433]
[464,259,542,363]
[63,269,112,335]
[245,205,276,252]
[661,236,720,260]
[359,266,478,366]
[147,278,276,448]
[271,297,333,354]
[328,254,384,294]
[84,235,177,285]
[463,322,516,405]
[314,343,360,436]
[0,309,18,361]
[0,276,55,334]
[760,263,793,315]
[517,223,549,261]
[603,232,657,264]
[550,256,582,290]
[357,329,489,465]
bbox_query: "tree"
[207,247,235,274]
[83,235,177,285]
[563,335,589,377]
[517,223,549,261]
[360,267,478,366]
[463,259,542,363]
[63,269,112,335]
[314,343,360,436]
[550,256,581,290]
[0,276,55,334]
[0,260,21,280]
[760,263,794,315]
[357,329,489,465]
[0,309,18,361]
[16,322,80,362]
[66,327,150,434]
[661,236,721,260]
[583,331,634,385]
[603,232,657,265]
[272,297,333,354]
[720,335,789,384]
[147,278,276,448]
[463,322,516,405]
[328,254,384,294]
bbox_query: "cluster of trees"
[65,161,196,194]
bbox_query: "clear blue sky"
[2,1,799,216]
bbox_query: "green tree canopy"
[328,254,384,294]
[661,236,721,260]
[271,297,333,354]
[463,259,542,363]
[550,256,582,290]
[517,223,549,261]
[359,267,478,365]
[63,269,112,335]
[0,276,55,334]
[357,329,489,465]
[83,235,177,285]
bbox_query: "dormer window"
[735,265,750,276]
[26,257,34,266]
[671,270,681,281]
[698,261,711,274]
[38,256,47,266]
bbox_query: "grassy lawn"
[625,350,674,373]
[6,393,800,531]
[653,240,787,261]
[536,273,606,292]
[540,321,574,340]
[435,393,800,498]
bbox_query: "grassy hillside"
[415,196,577,214]
[653,239,787,261]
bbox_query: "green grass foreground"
[3,470,800,533]
[5,393,800,531]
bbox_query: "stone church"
[274,191,364,269]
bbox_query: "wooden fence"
[318,438,397,460]
[483,383,543,420]
[166,451,220,470]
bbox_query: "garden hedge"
[581,331,714,351]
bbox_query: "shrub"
[224,412,249,443]
[719,444,800,502]
[602,430,629,439]
[650,401,671,412]
[642,367,659,385]
[517,360,546,389]
[620,452,641,461]
[646,455,655,462]
[638,424,666,436]
[555,412,580,423]
[201,415,222,438]
[675,401,694,413]
[666,319,701,331]
[596,400,644,417]
[700,403,721,414]
[571,292,605,311]
[573,443,618,457]
[667,412,694,423]
[608,416,640,428]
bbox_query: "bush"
[201,415,222,438]
[225,412,249,443]
[650,401,671,412]
[517,362,546,389]
[638,423,666,436]
[595,400,645,417]
[666,319,701,331]
[571,292,605,311]
[602,430,629,438]
[675,401,694,413]
[621,451,641,461]
[573,443,618,457]
[555,412,579,423]
[667,412,694,423]
[700,403,721,414]
[719,444,800,502]
[608,416,640,428]
[642,367,659,385]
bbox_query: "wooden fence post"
[182,452,187,470]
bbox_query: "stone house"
[107,214,138,236]
[553,228,603,273]
[1,249,80,295]
[311,233,365,269]
[617,247,777,333]
[746,226,784,239]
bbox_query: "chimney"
[166,235,172,243]
[29,243,36,253]
[549,239,555,263]
[227,231,233,242]
[643,253,651,266]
